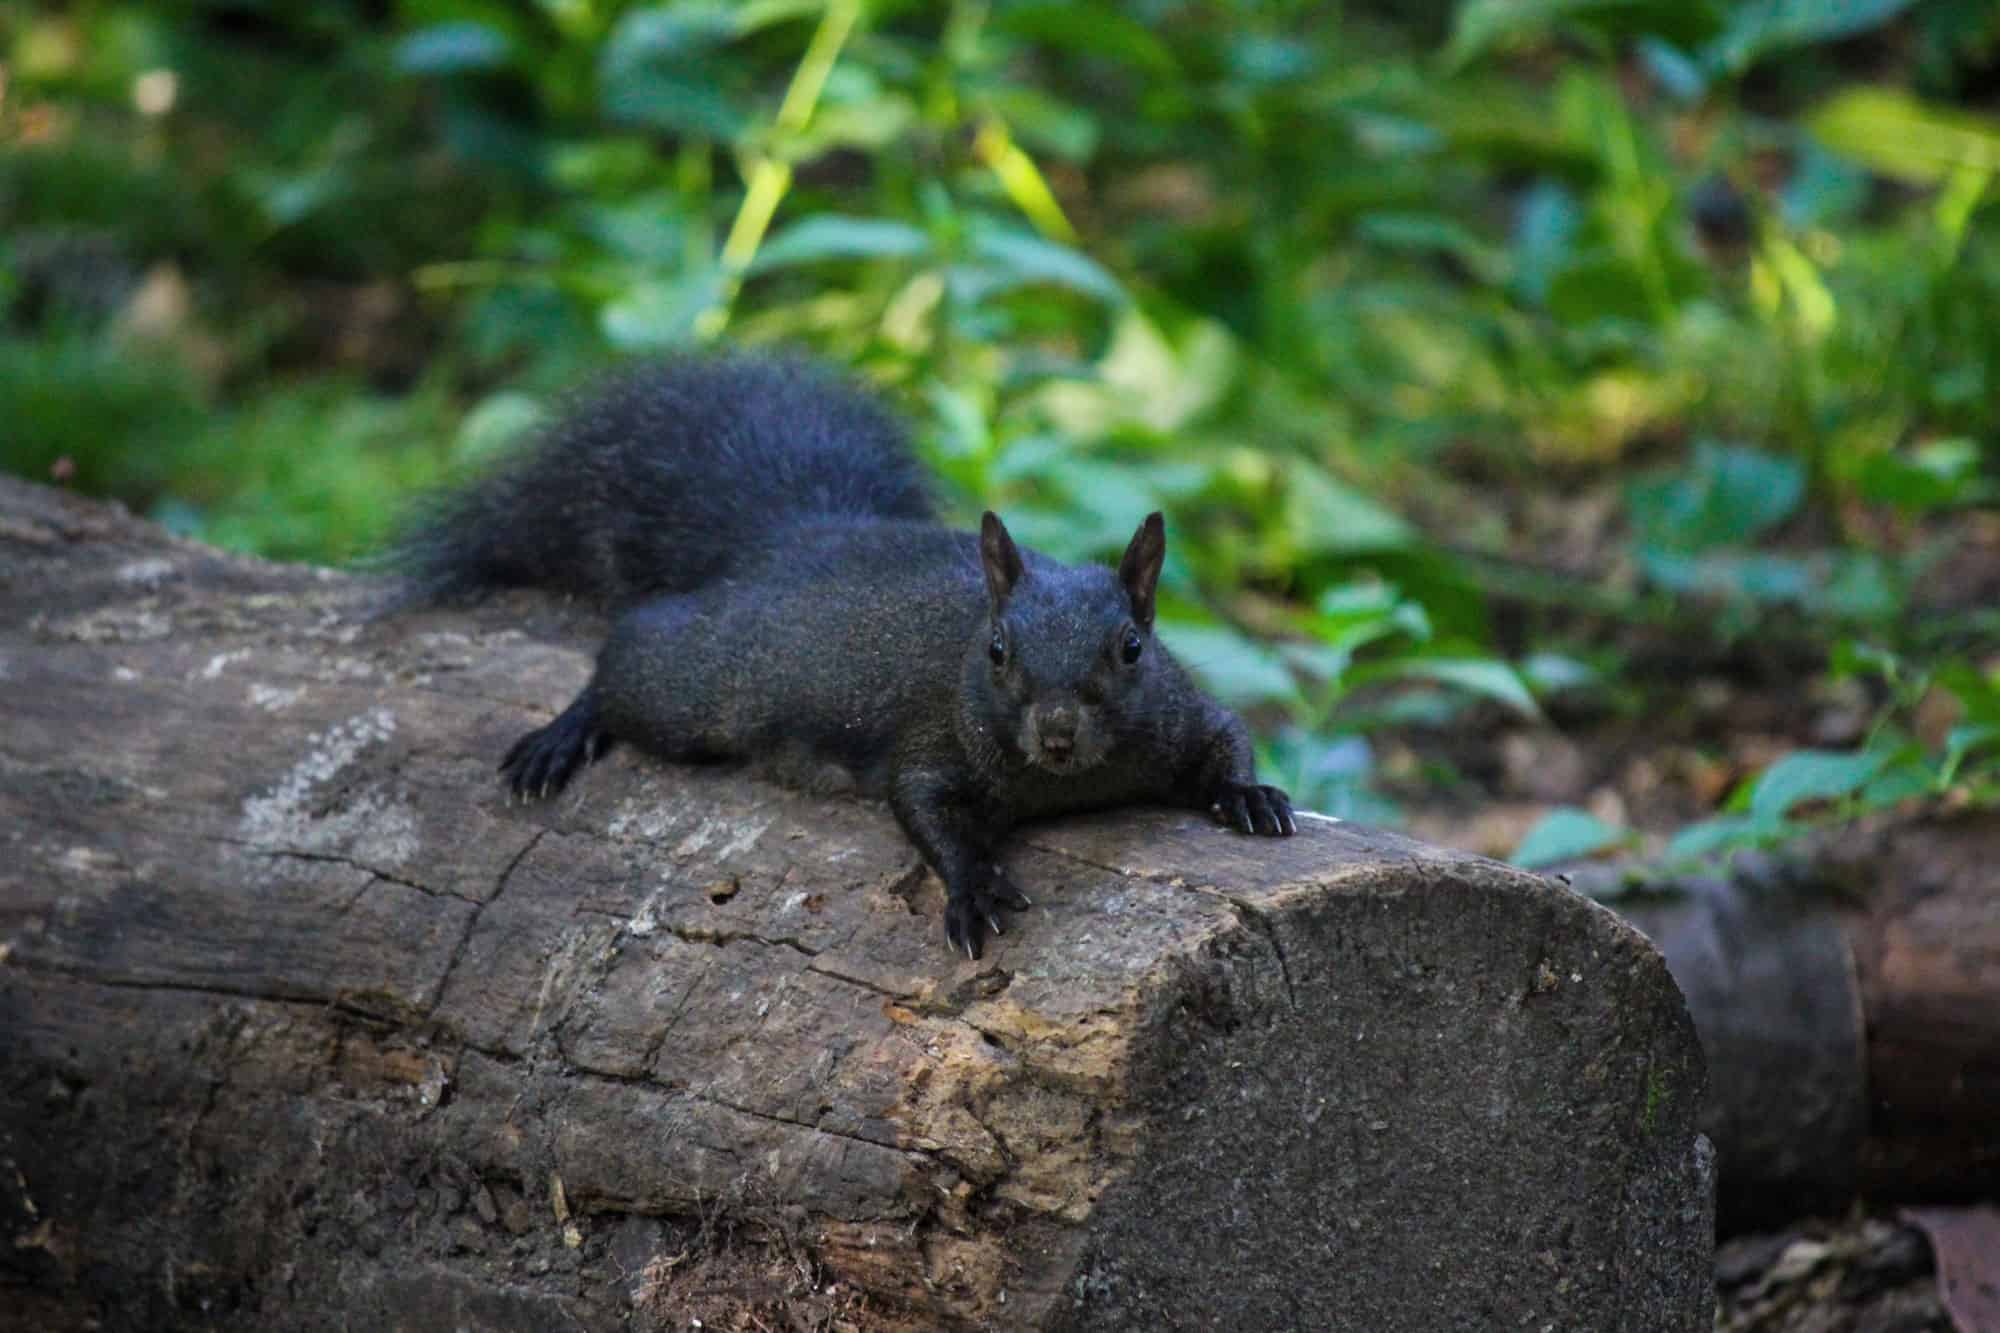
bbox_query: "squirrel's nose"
[1036,705,1079,760]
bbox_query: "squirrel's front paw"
[1212,782,1297,837]
[500,710,612,800]
[943,865,1034,961]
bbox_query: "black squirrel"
[394,354,1294,959]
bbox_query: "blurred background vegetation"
[4,0,1998,867]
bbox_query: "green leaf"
[1127,459,1219,500]
[599,272,725,350]
[1811,553,1899,622]
[1513,808,1627,868]
[1283,460,1414,556]
[1732,553,1818,603]
[985,87,1101,162]
[1446,0,1621,70]
[1688,438,1816,536]
[1636,36,1706,100]
[1666,814,1779,861]
[1445,0,1717,70]
[1628,440,1805,552]
[1523,653,1598,694]
[1545,252,1659,327]
[1289,592,1423,685]
[1261,730,1399,824]
[1359,213,1505,283]
[1511,180,1581,304]
[1807,87,2000,186]
[601,4,741,65]
[599,6,746,137]
[1747,748,1889,822]
[1704,0,1915,77]
[1083,312,1240,435]
[1227,33,1318,83]
[990,2,1179,76]
[1854,446,1977,514]
[1043,459,1160,548]
[395,22,512,74]
[453,392,546,467]
[1944,724,2000,779]
[1358,212,1487,256]
[732,0,825,35]
[750,216,931,272]
[789,95,921,159]
[1830,640,1903,682]
[925,384,992,460]
[1313,582,1431,644]
[1780,140,1871,227]
[584,199,685,263]
[1158,622,1302,709]
[987,433,1073,484]
[965,225,1126,305]
[981,505,1092,562]
[1280,640,1359,685]
[1390,658,1543,720]
[601,76,746,138]
[1863,759,1937,806]
[1938,661,2000,724]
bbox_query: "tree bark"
[0,477,1712,1331]
[1826,817,2000,1203]
[1600,816,2000,1233]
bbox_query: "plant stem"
[697,0,863,339]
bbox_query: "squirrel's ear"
[1118,511,1166,628]
[980,511,1025,611]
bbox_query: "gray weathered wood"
[0,477,1712,1330]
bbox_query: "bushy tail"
[386,353,936,609]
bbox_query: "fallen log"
[1588,819,2000,1233]
[1826,817,2000,1204]
[0,476,1713,1331]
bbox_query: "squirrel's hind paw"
[500,695,613,800]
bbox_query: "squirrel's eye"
[989,629,1007,666]
[1121,629,1144,665]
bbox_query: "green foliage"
[0,333,204,498]
[1513,808,1633,869]
[1663,647,2000,865]
[162,383,460,564]
[1625,441,1904,623]
[6,0,1999,842]
[1808,87,2000,186]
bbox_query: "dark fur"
[398,353,1293,959]
[388,355,934,608]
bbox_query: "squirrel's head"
[972,510,1167,775]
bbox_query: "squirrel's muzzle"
[1026,699,1099,772]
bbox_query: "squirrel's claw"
[500,702,612,803]
[944,899,986,961]
[944,897,985,961]
[1221,790,1251,833]
[983,864,1034,912]
[1214,782,1297,838]
[944,866,1036,961]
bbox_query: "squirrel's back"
[392,354,935,607]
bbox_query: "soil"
[1715,1212,1949,1333]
